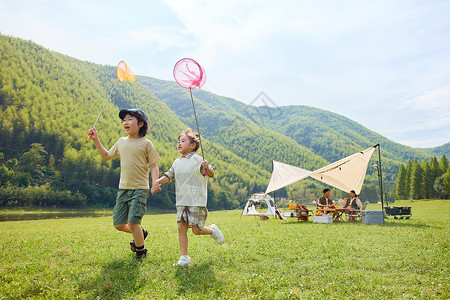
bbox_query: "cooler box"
[361,210,384,224]
[313,214,333,223]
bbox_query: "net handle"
[189,88,207,176]
[87,80,118,141]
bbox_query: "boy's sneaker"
[174,256,190,267]
[130,228,148,252]
[134,249,147,260]
[210,224,224,244]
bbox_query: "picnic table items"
[316,205,346,222]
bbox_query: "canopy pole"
[272,161,275,201]
[376,144,385,211]
[272,161,276,219]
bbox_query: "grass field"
[0,200,448,299]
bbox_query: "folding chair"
[347,202,367,222]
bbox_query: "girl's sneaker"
[174,256,190,267]
[210,224,224,244]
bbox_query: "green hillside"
[138,76,448,200]
[136,76,329,171]
[422,142,450,157]
[0,34,447,208]
[0,35,270,209]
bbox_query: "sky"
[0,0,449,148]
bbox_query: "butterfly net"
[173,58,206,89]
[117,61,136,82]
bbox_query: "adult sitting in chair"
[344,190,362,221]
[317,188,338,218]
[344,190,362,210]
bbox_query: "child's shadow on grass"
[174,263,221,296]
[81,258,142,300]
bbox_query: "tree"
[395,164,408,200]
[442,168,450,198]
[404,160,413,198]
[410,159,423,199]
[360,184,379,203]
[0,164,14,186]
[217,190,238,210]
[17,143,48,186]
[429,156,441,198]
[439,155,449,174]
[434,167,450,199]
[421,159,433,199]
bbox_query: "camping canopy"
[265,145,377,195]
[265,161,312,196]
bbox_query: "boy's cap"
[119,108,148,122]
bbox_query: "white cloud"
[127,26,193,51]
[1,0,449,147]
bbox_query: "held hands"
[151,176,170,195]
[151,182,161,195]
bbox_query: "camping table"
[334,208,349,221]
[317,208,346,221]
[317,207,339,221]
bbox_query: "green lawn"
[0,200,448,299]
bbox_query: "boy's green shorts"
[113,189,148,225]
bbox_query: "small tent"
[242,193,277,216]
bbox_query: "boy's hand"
[88,128,98,141]
[202,160,209,170]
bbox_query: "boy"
[153,128,224,266]
[88,108,161,259]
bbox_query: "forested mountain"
[0,35,269,208]
[138,76,448,200]
[422,143,450,157]
[0,34,448,209]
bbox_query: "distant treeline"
[0,143,248,209]
[395,155,450,199]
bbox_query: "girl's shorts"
[176,206,208,229]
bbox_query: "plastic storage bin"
[313,214,333,223]
[361,210,384,224]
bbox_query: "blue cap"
[119,108,148,122]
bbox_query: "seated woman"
[343,190,362,214]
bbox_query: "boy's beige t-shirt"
[108,137,160,190]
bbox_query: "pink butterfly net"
[173,58,206,89]
[173,58,208,174]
